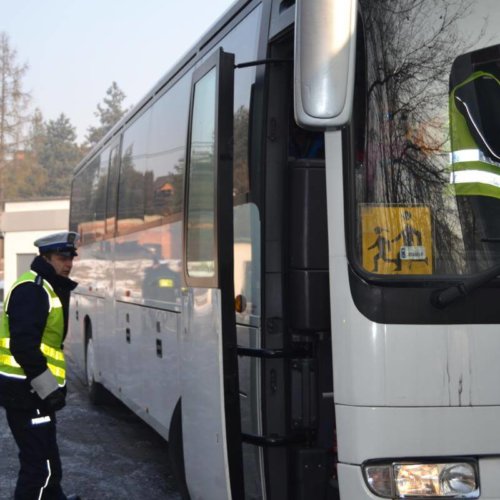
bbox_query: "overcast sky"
[0,0,236,142]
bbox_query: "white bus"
[67,0,500,498]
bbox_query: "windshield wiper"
[431,262,500,309]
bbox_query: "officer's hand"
[42,388,66,412]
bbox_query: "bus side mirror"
[294,0,358,129]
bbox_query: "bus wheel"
[85,333,107,405]
[168,400,190,499]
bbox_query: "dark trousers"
[5,406,66,500]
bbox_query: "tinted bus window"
[117,77,190,236]
[70,169,88,235]
[147,79,190,221]
[186,68,217,279]
[72,155,101,244]
[93,147,110,241]
[118,109,152,234]
[105,146,120,236]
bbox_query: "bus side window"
[83,154,102,244]
[146,79,190,223]
[70,169,87,236]
[185,67,218,282]
[105,146,120,236]
[117,109,152,235]
[93,148,109,241]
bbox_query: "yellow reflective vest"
[449,70,500,198]
[0,271,66,386]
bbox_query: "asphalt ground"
[0,356,181,500]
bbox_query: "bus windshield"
[352,0,500,279]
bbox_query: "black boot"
[66,495,82,500]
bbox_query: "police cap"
[34,231,80,257]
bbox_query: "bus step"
[237,346,310,359]
[241,432,307,447]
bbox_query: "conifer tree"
[0,32,30,200]
[39,113,82,197]
[3,109,48,200]
[86,81,128,147]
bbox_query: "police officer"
[0,232,81,500]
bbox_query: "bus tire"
[85,326,108,405]
[168,400,190,499]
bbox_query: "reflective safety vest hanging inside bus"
[449,70,500,198]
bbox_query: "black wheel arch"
[169,399,190,499]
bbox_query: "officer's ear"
[41,252,54,263]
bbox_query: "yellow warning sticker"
[361,205,433,275]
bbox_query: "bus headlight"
[363,461,479,498]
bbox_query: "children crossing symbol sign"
[361,205,433,275]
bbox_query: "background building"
[0,198,70,294]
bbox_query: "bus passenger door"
[181,48,244,500]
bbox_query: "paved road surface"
[0,357,181,500]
